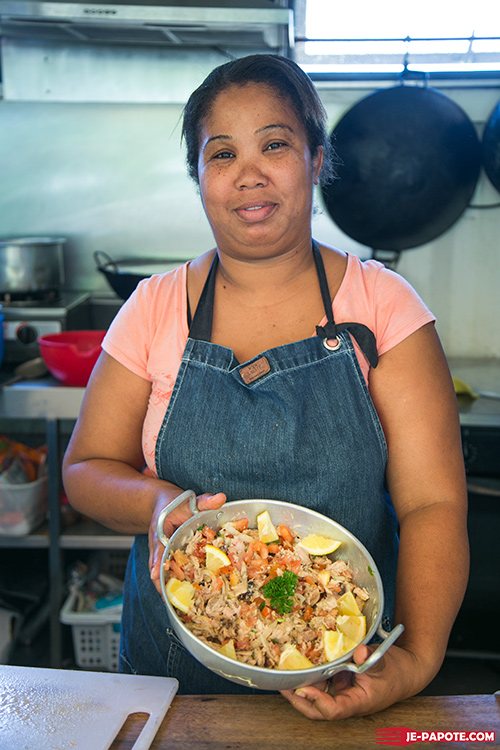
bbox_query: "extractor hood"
[0,0,294,49]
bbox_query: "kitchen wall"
[0,44,499,359]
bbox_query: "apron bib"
[120,242,399,693]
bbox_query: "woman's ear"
[313,146,324,185]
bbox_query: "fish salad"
[164,511,370,669]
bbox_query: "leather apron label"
[240,356,271,384]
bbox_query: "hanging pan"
[321,86,481,255]
[481,98,500,193]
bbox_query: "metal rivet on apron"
[240,356,271,384]
[323,337,341,351]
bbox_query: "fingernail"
[294,689,307,697]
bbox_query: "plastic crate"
[0,475,48,536]
[60,589,122,672]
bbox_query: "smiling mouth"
[235,203,277,221]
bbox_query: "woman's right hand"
[148,489,226,594]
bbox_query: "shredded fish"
[166,518,369,668]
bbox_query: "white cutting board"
[0,665,178,750]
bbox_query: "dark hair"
[181,54,336,185]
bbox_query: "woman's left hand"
[280,642,429,721]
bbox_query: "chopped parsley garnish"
[262,570,298,615]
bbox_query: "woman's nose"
[235,159,268,189]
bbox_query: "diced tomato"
[228,551,242,571]
[218,565,232,575]
[266,543,280,554]
[247,558,268,577]
[236,638,252,650]
[231,518,249,531]
[170,560,185,580]
[202,525,216,540]
[281,554,301,574]
[242,541,254,565]
[253,540,269,559]
[304,574,316,586]
[193,540,208,560]
[303,605,314,621]
[212,576,223,591]
[271,642,281,658]
[260,605,272,618]
[240,602,255,620]
[278,525,294,543]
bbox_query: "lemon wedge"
[205,544,231,573]
[278,644,314,670]
[257,510,279,544]
[323,629,358,662]
[337,590,362,616]
[298,534,342,556]
[452,376,479,399]
[165,577,195,614]
[336,614,366,643]
[218,640,237,660]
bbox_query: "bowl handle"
[325,622,405,678]
[156,489,198,546]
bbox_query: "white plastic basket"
[60,590,121,672]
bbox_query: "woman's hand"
[148,490,226,594]
[280,642,431,721]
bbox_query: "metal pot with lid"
[0,237,66,295]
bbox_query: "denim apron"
[119,242,399,693]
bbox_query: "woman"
[62,54,468,721]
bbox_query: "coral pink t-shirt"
[103,254,435,474]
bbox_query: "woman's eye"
[266,141,287,151]
[212,151,234,160]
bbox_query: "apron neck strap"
[313,241,379,368]
[188,252,219,342]
[312,240,338,339]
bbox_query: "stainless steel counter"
[448,357,500,428]
[0,376,85,419]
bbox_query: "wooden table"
[110,694,500,750]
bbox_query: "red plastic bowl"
[38,330,106,387]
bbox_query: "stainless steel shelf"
[60,519,134,549]
[0,523,50,548]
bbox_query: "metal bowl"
[158,492,403,692]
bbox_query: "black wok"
[94,251,188,300]
[481,98,500,193]
[321,86,481,252]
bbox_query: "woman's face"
[197,83,323,260]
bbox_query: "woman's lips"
[234,202,277,222]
